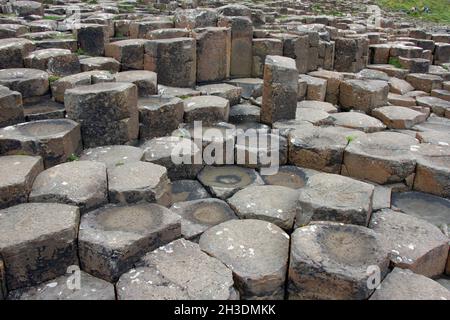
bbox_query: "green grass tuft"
[48,75,60,84]
[67,154,79,162]
[376,0,450,23]
[388,57,403,69]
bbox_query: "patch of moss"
[388,57,403,69]
[67,154,79,162]
[48,75,60,84]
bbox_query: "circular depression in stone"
[261,166,314,189]
[1,119,77,139]
[198,166,256,188]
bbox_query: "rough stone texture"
[197,165,264,199]
[24,49,80,77]
[0,38,35,69]
[170,179,210,203]
[65,82,139,148]
[339,79,389,113]
[0,203,79,290]
[117,239,237,300]
[29,161,108,213]
[261,55,298,125]
[170,198,237,240]
[144,38,196,88]
[0,85,23,128]
[0,68,48,98]
[76,24,109,57]
[195,27,231,83]
[105,39,147,71]
[260,165,318,189]
[0,155,43,209]
[227,185,299,230]
[372,106,427,129]
[342,132,418,184]
[199,219,289,299]
[370,209,449,278]
[196,83,242,106]
[183,95,229,125]
[288,222,389,300]
[108,161,171,206]
[252,38,283,78]
[0,119,82,168]
[80,145,144,169]
[79,203,181,282]
[370,268,450,300]
[417,96,450,118]
[138,96,184,140]
[308,70,343,104]
[331,112,386,133]
[114,71,157,97]
[141,136,203,180]
[7,271,115,300]
[405,73,443,93]
[0,259,5,300]
[80,57,120,73]
[297,173,374,227]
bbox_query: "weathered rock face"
[79,203,180,282]
[261,55,298,125]
[199,219,289,299]
[24,49,80,77]
[144,38,196,88]
[195,27,231,83]
[0,85,23,128]
[117,239,237,300]
[0,258,6,300]
[29,161,108,213]
[369,209,449,278]
[288,222,389,300]
[0,68,48,98]
[339,79,389,113]
[80,145,143,169]
[331,112,386,133]
[0,203,79,290]
[0,38,34,69]
[342,132,418,184]
[76,24,109,57]
[114,70,157,97]
[105,39,147,71]
[0,119,82,168]
[0,155,43,209]
[183,95,230,125]
[65,82,139,148]
[170,198,237,240]
[7,271,115,300]
[252,39,283,78]
[297,173,374,227]
[372,106,427,129]
[370,268,450,300]
[108,161,171,206]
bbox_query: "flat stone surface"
[331,112,386,133]
[0,155,43,209]
[197,165,264,199]
[295,107,333,125]
[297,173,374,227]
[170,198,237,240]
[342,132,418,184]
[370,268,450,300]
[184,95,230,126]
[416,130,450,146]
[29,161,107,213]
[117,239,237,300]
[170,179,210,203]
[79,203,181,282]
[297,100,338,113]
[229,183,299,229]
[80,145,144,169]
[260,165,318,189]
[7,271,115,300]
[289,222,389,300]
[108,161,170,206]
[369,209,449,278]
[0,68,49,98]
[0,203,79,290]
[372,106,427,129]
[199,219,289,299]
[392,191,450,235]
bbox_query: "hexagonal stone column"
[117,239,237,300]
[370,209,449,278]
[340,79,389,113]
[0,68,49,98]
[405,73,443,93]
[370,268,450,300]
[138,96,184,139]
[331,112,386,133]
[108,161,171,206]
[227,185,299,230]
[0,203,79,290]
[252,38,283,78]
[412,144,450,199]
[342,132,418,184]
[183,95,230,125]
[288,222,390,300]
[142,136,203,180]
[260,165,318,189]
[29,161,108,213]
[144,38,196,88]
[170,180,210,203]
[372,106,427,129]
[0,155,43,209]
[197,165,264,199]
[170,198,237,240]
[7,271,115,300]
[297,173,374,227]
[0,85,23,128]
[24,49,80,77]
[196,83,242,106]
[79,203,181,282]
[105,39,147,71]
[65,82,139,148]
[80,57,120,73]
[76,24,109,56]
[195,27,231,83]
[261,55,298,125]
[80,145,143,169]
[114,70,157,97]
[200,219,289,299]
[0,38,34,69]
[0,119,82,168]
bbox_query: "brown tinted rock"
[252,38,283,78]
[105,39,147,71]
[76,24,109,56]
[199,219,289,299]
[0,203,79,290]
[80,57,120,73]
[0,85,23,128]
[115,71,157,97]
[339,79,389,113]
[183,95,230,125]
[260,165,318,189]
[79,203,180,282]
[24,49,80,77]
[196,83,242,106]
[0,68,48,98]
[388,77,415,95]
[0,38,34,69]
[372,106,427,129]
[300,74,327,101]
[405,73,443,93]
[331,112,386,132]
